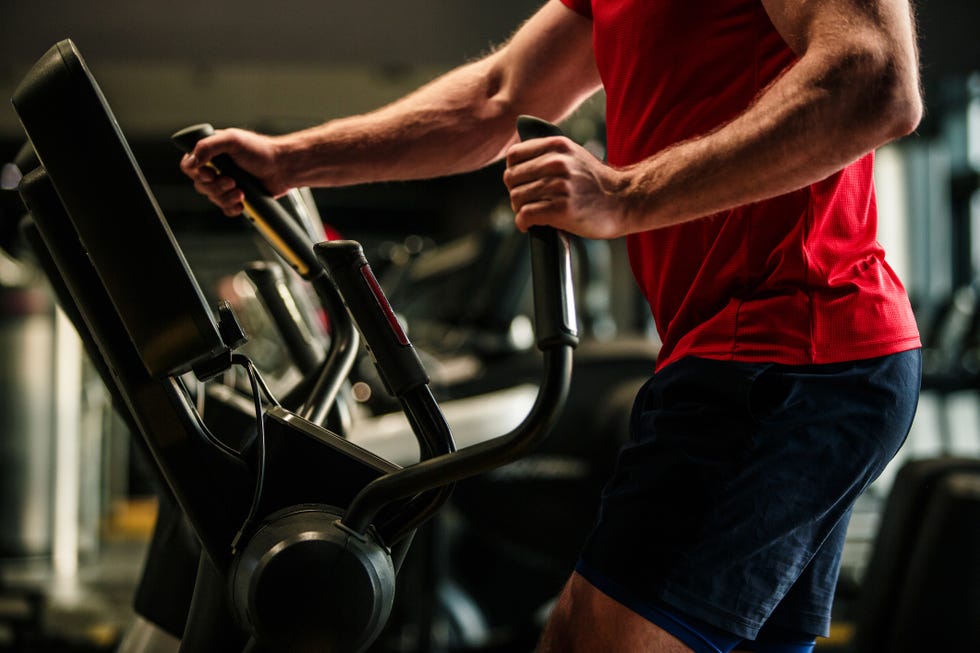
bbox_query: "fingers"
[513,197,571,232]
[178,131,247,216]
[503,136,627,240]
[180,151,244,217]
[505,135,572,170]
[503,137,576,229]
[203,182,245,218]
[188,132,234,168]
[508,175,573,229]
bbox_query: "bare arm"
[183,0,599,215]
[504,0,922,238]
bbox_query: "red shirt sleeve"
[559,0,592,19]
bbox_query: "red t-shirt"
[559,0,920,370]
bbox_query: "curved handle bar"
[244,262,323,376]
[172,123,360,422]
[314,241,458,506]
[329,116,579,535]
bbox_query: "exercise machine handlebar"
[243,262,323,377]
[172,123,321,280]
[516,115,580,349]
[172,122,455,467]
[172,123,360,423]
[322,116,579,535]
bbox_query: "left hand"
[503,136,630,239]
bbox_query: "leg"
[563,352,920,648]
[538,572,694,653]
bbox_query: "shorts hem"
[576,560,761,640]
[576,562,833,641]
[659,584,763,641]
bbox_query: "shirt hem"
[656,336,922,372]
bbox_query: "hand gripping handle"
[334,117,578,535]
[172,123,321,280]
[515,115,579,350]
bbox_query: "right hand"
[178,127,289,217]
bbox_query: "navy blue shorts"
[576,349,921,642]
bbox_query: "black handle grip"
[172,123,321,280]
[515,116,579,349]
[314,240,429,397]
[516,114,565,141]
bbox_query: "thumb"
[190,132,233,166]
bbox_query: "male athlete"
[182,1,923,650]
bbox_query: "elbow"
[474,59,524,145]
[892,92,923,138]
[856,44,923,142]
[815,40,923,146]
[878,70,922,140]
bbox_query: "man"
[181,1,923,651]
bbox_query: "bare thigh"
[537,571,694,653]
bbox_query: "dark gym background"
[1,1,978,651]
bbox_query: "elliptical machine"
[11,38,578,652]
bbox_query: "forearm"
[276,56,521,188]
[273,0,599,190]
[184,1,598,215]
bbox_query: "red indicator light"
[360,264,409,346]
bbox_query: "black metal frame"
[13,39,577,652]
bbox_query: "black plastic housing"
[315,240,430,397]
[12,40,226,378]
